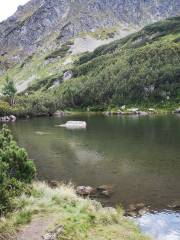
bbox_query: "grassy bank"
[0,182,149,240]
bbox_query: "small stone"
[136,203,145,209]
[138,207,148,216]
[128,204,137,211]
[126,211,137,217]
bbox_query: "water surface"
[8,114,180,239]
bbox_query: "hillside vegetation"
[53,17,180,109]
[0,17,179,116]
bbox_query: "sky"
[0,0,29,22]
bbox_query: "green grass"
[15,210,32,225]
[0,182,149,240]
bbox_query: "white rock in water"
[60,121,87,129]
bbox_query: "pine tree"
[2,76,17,106]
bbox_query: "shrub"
[0,125,36,215]
[17,92,58,116]
[55,17,180,108]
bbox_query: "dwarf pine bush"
[0,125,36,215]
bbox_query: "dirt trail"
[17,216,58,240]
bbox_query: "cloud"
[0,0,29,22]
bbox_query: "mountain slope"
[0,0,179,65]
[52,17,180,108]
[0,17,179,117]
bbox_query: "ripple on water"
[136,211,180,240]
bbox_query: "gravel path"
[17,216,58,240]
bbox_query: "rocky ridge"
[0,0,179,64]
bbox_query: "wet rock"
[97,185,113,197]
[59,121,87,129]
[0,116,11,122]
[76,186,95,196]
[0,115,17,122]
[136,203,146,209]
[137,111,148,116]
[128,204,137,211]
[168,201,180,210]
[97,185,113,192]
[100,190,111,197]
[54,110,66,117]
[9,115,16,122]
[174,108,180,114]
[138,207,149,216]
[48,180,59,188]
[42,225,63,240]
[126,211,137,217]
[125,203,149,217]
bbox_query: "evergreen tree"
[2,76,17,106]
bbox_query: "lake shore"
[0,181,149,240]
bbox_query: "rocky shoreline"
[0,115,16,122]
[104,107,180,116]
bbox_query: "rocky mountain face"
[0,0,179,65]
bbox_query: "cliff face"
[0,0,179,63]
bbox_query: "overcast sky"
[0,0,29,22]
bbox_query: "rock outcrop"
[0,0,179,65]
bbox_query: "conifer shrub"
[0,125,36,215]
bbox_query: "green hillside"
[52,17,180,109]
[0,17,180,116]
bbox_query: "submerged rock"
[54,110,66,117]
[127,108,139,113]
[125,203,149,217]
[168,201,180,210]
[97,185,113,197]
[97,185,113,191]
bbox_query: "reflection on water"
[6,114,180,239]
[136,211,180,240]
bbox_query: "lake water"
[9,114,180,239]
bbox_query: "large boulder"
[59,121,87,129]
